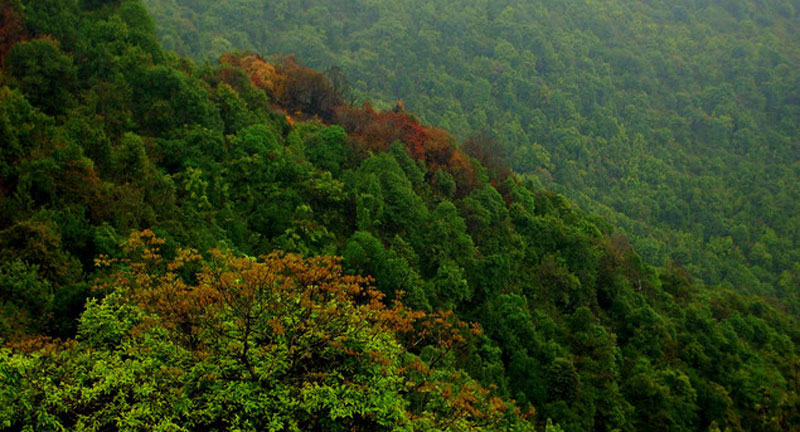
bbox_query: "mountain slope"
[143,0,800,310]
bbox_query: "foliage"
[5,38,76,116]
[144,0,800,312]
[0,1,799,431]
[1,231,533,430]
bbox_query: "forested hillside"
[143,0,800,311]
[1,1,799,431]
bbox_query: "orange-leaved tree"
[2,230,536,431]
[219,54,485,197]
[219,53,345,121]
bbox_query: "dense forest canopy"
[143,0,800,312]
[0,0,799,431]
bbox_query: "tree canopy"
[0,1,798,431]
[143,0,800,313]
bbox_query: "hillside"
[0,1,799,431]
[143,0,800,311]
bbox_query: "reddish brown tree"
[0,0,26,66]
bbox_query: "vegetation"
[143,0,800,312]
[5,231,532,430]
[0,1,798,431]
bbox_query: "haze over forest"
[146,0,800,307]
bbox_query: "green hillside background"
[144,0,800,311]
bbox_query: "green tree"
[5,38,77,116]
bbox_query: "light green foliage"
[354,152,428,238]
[214,81,252,135]
[77,291,143,349]
[1,246,534,430]
[424,201,475,270]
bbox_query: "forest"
[0,0,798,431]
[143,0,800,314]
